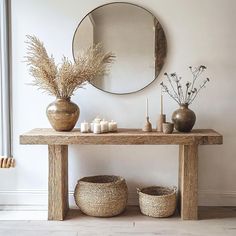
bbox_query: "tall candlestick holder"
[157,88,166,132]
[157,114,166,132]
[143,116,152,132]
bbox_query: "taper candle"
[146,97,149,117]
[161,90,163,115]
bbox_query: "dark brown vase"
[172,104,196,133]
[46,98,80,131]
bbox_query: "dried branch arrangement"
[25,35,115,99]
[160,65,210,105]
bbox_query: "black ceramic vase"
[172,104,196,132]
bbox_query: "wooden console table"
[20,128,222,221]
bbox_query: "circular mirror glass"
[72,3,167,94]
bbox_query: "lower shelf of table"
[63,206,180,221]
[53,206,236,221]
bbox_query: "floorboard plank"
[0,206,236,236]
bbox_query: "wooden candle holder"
[143,117,152,132]
[157,114,166,132]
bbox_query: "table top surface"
[20,128,223,145]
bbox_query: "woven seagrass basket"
[74,175,128,217]
[137,186,177,218]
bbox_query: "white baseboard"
[198,190,236,206]
[0,189,236,211]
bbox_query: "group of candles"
[80,91,168,134]
[80,117,118,134]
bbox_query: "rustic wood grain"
[179,144,198,220]
[20,128,223,221]
[20,128,223,145]
[48,145,68,220]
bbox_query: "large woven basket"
[74,175,128,217]
[137,186,177,218]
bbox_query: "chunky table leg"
[179,144,198,220]
[48,145,68,220]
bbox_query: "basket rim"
[77,175,125,186]
[137,186,177,197]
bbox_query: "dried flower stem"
[188,78,210,104]
[161,65,209,105]
[165,73,181,104]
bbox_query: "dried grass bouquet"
[25,35,115,99]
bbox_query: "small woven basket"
[137,186,177,218]
[74,175,128,217]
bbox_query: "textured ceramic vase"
[172,104,196,132]
[162,122,174,134]
[46,98,80,131]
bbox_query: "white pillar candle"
[80,121,89,133]
[94,117,101,124]
[100,119,109,133]
[91,117,101,133]
[90,123,94,132]
[93,123,101,134]
[146,97,149,117]
[108,120,118,132]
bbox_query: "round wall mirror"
[72,2,167,94]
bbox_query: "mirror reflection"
[72,3,167,94]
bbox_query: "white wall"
[0,0,236,209]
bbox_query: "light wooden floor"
[0,206,236,236]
